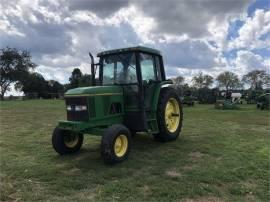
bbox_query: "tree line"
[0,47,92,99]
[171,70,270,103]
[1,47,269,101]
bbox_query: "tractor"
[215,91,240,110]
[52,46,183,164]
[257,93,270,110]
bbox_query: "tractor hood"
[65,86,123,97]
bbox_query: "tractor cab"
[53,46,183,164]
[95,46,167,131]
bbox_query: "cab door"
[139,53,163,111]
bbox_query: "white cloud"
[36,65,70,84]
[233,50,268,75]
[228,9,270,50]
[1,0,269,97]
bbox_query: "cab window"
[140,53,156,82]
[102,53,137,85]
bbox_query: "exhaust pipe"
[89,52,96,86]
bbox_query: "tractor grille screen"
[65,97,89,121]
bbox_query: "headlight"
[75,105,87,111]
[66,105,87,111]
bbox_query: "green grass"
[0,100,269,201]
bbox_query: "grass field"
[0,100,269,201]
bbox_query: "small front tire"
[52,127,83,155]
[101,124,131,164]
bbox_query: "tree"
[17,73,48,98]
[0,47,36,99]
[79,74,92,87]
[197,88,218,104]
[66,68,93,91]
[172,76,184,86]
[69,68,82,89]
[192,72,213,89]
[172,76,185,96]
[47,80,64,98]
[242,70,270,90]
[216,71,242,92]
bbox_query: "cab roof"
[97,46,161,57]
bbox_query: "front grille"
[65,97,89,121]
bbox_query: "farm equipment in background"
[215,100,240,110]
[182,96,195,106]
[245,90,263,104]
[215,91,240,110]
[52,46,183,164]
[257,93,270,110]
[182,90,195,106]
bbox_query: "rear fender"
[151,80,173,112]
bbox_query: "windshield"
[101,52,137,85]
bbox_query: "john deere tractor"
[52,46,183,164]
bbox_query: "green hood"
[65,86,123,97]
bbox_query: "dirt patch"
[182,196,224,202]
[183,165,193,171]
[70,189,97,201]
[143,185,152,196]
[215,157,222,161]
[62,167,81,175]
[244,194,256,202]
[189,152,205,160]
[165,169,182,177]
[55,163,67,168]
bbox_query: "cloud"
[156,39,225,69]
[36,65,70,84]
[228,9,270,50]
[0,0,72,57]
[67,0,129,17]
[131,0,250,39]
[234,50,269,73]
[0,0,269,94]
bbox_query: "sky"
[0,0,269,95]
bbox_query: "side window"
[155,56,162,81]
[125,54,137,83]
[103,63,114,84]
[140,53,156,82]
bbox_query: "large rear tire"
[101,124,131,164]
[155,88,183,142]
[52,127,83,155]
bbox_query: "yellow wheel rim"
[165,98,180,133]
[64,134,79,148]
[114,134,128,157]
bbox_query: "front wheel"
[101,124,131,164]
[154,88,183,142]
[52,127,83,155]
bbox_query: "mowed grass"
[0,100,269,201]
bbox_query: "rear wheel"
[52,127,83,155]
[101,124,131,164]
[155,88,183,141]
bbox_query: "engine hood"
[65,85,123,97]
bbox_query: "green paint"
[65,85,123,96]
[57,47,173,136]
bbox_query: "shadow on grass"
[49,133,189,172]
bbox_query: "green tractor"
[215,91,239,110]
[52,46,183,164]
[257,93,270,110]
